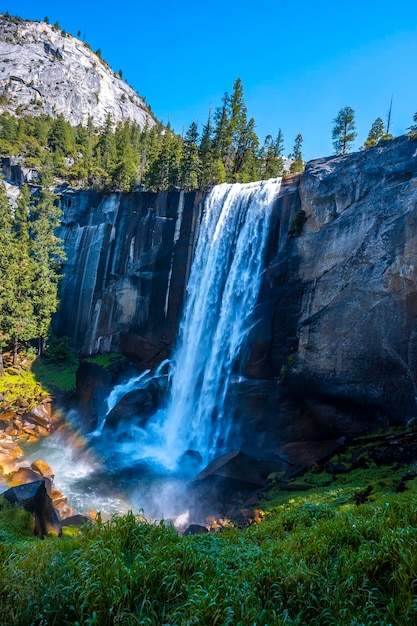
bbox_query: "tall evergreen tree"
[0,182,15,373]
[199,109,216,188]
[289,134,304,173]
[112,121,139,190]
[30,189,66,354]
[180,122,202,190]
[8,186,36,364]
[213,93,230,169]
[261,128,286,179]
[145,125,183,191]
[332,106,357,155]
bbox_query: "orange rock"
[0,411,15,421]
[31,459,54,479]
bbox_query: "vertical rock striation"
[55,189,204,367]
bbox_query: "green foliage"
[0,181,65,365]
[84,352,125,369]
[43,335,77,362]
[289,209,307,237]
[332,106,357,155]
[407,111,417,138]
[0,78,289,192]
[0,364,46,411]
[363,117,385,149]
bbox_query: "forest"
[0,78,301,192]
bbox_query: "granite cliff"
[55,135,417,450]
[0,15,155,128]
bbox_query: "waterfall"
[162,178,281,466]
[109,178,281,471]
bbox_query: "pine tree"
[363,118,385,150]
[289,134,304,173]
[227,78,247,177]
[199,109,216,188]
[96,113,117,187]
[145,125,183,191]
[180,122,202,190]
[9,186,36,364]
[408,112,417,137]
[332,106,357,155]
[261,129,286,179]
[0,182,15,373]
[30,189,66,354]
[112,122,139,190]
[213,93,230,170]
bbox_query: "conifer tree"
[8,186,36,364]
[30,189,66,355]
[332,106,357,155]
[0,182,14,373]
[261,129,286,179]
[198,109,215,188]
[180,122,202,190]
[289,134,304,173]
[408,112,417,137]
[146,125,183,191]
[363,117,385,149]
[112,122,139,190]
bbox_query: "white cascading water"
[114,178,282,470]
[159,177,282,466]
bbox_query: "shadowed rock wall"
[55,188,204,367]
[240,135,417,449]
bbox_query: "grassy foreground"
[1,450,417,625]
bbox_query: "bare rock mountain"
[0,15,155,128]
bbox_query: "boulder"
[183,524,208,535]
[275,437,346,466]
[103,380,164,432]
[1,480,61,537]
[195,450,287,488]
[31,459,55,480]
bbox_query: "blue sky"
[3,0,417,161]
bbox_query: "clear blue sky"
[3,0,417,161]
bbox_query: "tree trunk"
[13,337,18,366]
[38,335,44,356]
[0,350,3,377]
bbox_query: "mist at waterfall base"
[28,179,282,524]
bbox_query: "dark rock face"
[57,136,417,451]
[242,135,417,446]
[55,189,204,367]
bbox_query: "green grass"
[84,353,126,369]
[31,356,79,393]
[2,459,417,625]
